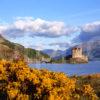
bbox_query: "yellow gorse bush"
[0,60,98,100]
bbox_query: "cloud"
[49,42,72,50]
[29,43,45,50]
[0,17,100,50]
[0,17,78,38]
[79,21,100,42]
[0,25,7,34]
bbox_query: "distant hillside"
[76,40,100,61]
[0,35,24,60]
[61,40,100,61]
[42,49,67,58]
[24,48,50,60]
[42,40,100,62]
[0,35,50,62]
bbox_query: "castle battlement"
[71,47,88,62]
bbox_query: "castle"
[70,47,88,63]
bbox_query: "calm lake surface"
[29,61,100,76]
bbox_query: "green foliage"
[24,48,50,59]
[24,48,37,58]
[0,35,50,61]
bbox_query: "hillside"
[48,40,100,62]
[0,35,50,62]
[76,40,100,61]
[42,49,67,59]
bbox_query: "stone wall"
[71,47,88,63]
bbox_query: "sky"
[0,0,100,50]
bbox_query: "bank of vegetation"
[0,60,99,100]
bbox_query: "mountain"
[1,33,99,62]
[24,48,50,60]
[58,40,100,61]
[42,40,100,61]
[0,35,24,60]
[76,40,100,61]
[0,35,50,62]
[42,49,55,57]
[42,49,67,58]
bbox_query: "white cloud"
[0,25,7,34]
[79,21,100,42]
[1,17,100,50]
[30,43,44,50]
[81,21,100,32]
[49,42,72,50]
[0,17,78,38]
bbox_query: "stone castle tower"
[72,47,88,62]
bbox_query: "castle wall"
[72,48,82,58]
[72,48,88,62]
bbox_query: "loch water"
[29,61,100,76]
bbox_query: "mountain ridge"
[0,35,50,62]
[42,40,100,61]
